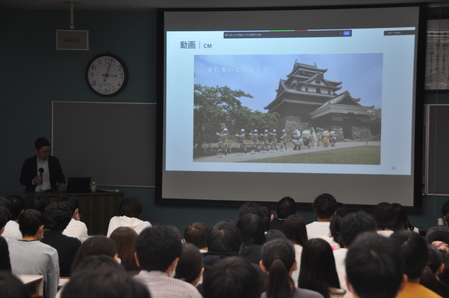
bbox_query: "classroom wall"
[1,8,448,233]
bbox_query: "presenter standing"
[20,137,67,192]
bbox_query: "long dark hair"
[260,239,296,298]
[298,238,340,298]
[281,214,308,246]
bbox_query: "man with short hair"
[58,195,89,242]
[345,232,406,298]
[41,202,81,277]
[270,196,297,230]
[20,137,66,192]
[306,193,338,239]
[2,195,24,241]
[333,211,377,291]
[133,225,202,298]
[9,209,59,298]
[391,230,442,298]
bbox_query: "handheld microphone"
[39,168,44,177]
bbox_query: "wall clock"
[86,53,128,96]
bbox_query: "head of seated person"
[19,209,44,239]
[203,256,262,298]
[175,243,204,286]
[110,227,139,272]
[312,193,337,221]
[340,211,377,248]
[44,202,72,232]
[71,236,119,272]
[373,202,396,231]
[62,256,150,298]
[206,220,241,254]
[346,232,405,298]
[276,196,297,220]
[184,222,210,251]
[31,196,50,214]
[117,197,142,218]
[282,214,308,247]
[135,225,182,274]
[57,195,80,218]
[6,195,24,222]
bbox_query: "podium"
[24,192,125,235]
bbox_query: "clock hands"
[103,58,114,82]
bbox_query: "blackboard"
[52,101,156,187]
[426,104,449,195]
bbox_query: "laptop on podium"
[66,177,91,193]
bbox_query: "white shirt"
[3,220,22,242]
[333,248,348,291]
[106,216,152,237]
[63,218,89,242]
[306,221,331,239]
[292,243,303,286]
[377,230,394,237]
[35,157,51,192]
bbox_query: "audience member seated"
[106,197,152,237]
[31,195,50,214]
[202,220,242,271]
[420,245,449,297]
[201,220,266,290]
[260,203,274,232]
[133,225,202,298]
[333,211,377,291]
[0,271,31,298]
[425,226,449,287]
[58,195,89,242]
[237,202,265,220]
[237,213,266,264]
[391,230,442,298]
[0,206,11,272]
[61,256,150,298]
[281,214,308,285]
[271,196,297,230]
[2,195,24,242]
[109,227,139,274]
[9,209,59,298]
[266,229,288,242]
[203,256,262,298]
[71,236,119,272]
[329,205,347,249]
[41,202,81,277]
[306,193,338,240]
[373,202,396,237]
[345,232,405,298]
[184,222,209,252]
[392,203,419,233]
[175,243,204,287]
[299,238,348,298]
[260,239,324,298]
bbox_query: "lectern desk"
[24,191,125,235]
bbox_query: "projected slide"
[193,53,382,166]
[160,6,423,206]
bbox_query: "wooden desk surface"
[18,274,44,296]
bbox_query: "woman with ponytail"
[260,239,324,298]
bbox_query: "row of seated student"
[2,193,449,298]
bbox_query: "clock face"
[86,54,128,96]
